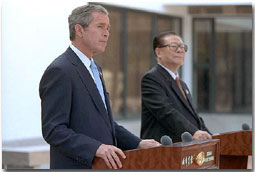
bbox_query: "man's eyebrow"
[96,23,111,30]
[169,42,184,45]
[96,22,110,26]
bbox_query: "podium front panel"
[212,130,252,169]
[92,139,220,169]
[212,130,252,156]
[177,139,220,169]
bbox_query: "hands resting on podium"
[192,130,212,140]
[137,139,161,149]
[95,130,213,169]
[95,139,161,169]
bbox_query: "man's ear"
[74,24,83,38]
[155,48,161,58]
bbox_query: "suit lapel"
[180,81,202,122]
[157,65,197,117]
[171,81,196,116]
[65,48,112,130]
[181,83,197,115]
[99,71,117,144]
[97,63,115,132]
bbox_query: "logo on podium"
[195,152,205,166]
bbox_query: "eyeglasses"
[159,43,188,52]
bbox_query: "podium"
[212,130,252,169]
[93,139,220,169]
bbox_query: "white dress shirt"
[70,44,95,80]
[158,63,179,80]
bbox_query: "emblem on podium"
[195,151,205,166]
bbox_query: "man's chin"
[174,59,184,65]
[93,49,105,56]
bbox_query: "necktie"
[176,77,187,100]
[90,61,107,109]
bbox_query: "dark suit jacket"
[39,47,141,169]
[140,64,210,143]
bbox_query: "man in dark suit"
[140,31,211,143]
[39,4,160,169]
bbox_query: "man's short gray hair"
[68,4,108,41]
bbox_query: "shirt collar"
[70,44,93,68]
[158,63,179,80]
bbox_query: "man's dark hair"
[153,31,179,56]
[68,4,108,41]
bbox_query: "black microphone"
[181,132,193,142]
[242,123,250,130]
[160,135,173,146]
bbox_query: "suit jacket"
[140,64,210,143]
[39,47,141,169]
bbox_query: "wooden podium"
[93,139,220,169]
[212,130,252,169]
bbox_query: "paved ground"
[116,118,141,137]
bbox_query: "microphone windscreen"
[181,132,193,142]
[242,123,250,130]
[160,135,173,146]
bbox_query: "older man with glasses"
[140,31,212,143]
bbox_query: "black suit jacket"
[39,47,141,169]
[140,64,210,143]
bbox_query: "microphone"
[181,132,193,142]
[242,123,250,130]
[160,135,173,146]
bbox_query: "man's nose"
[103,29,109,38]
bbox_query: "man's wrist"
[137,140,143,148]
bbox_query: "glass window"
[193,19,212,112]
[215,18,252,113]
[126,12,152,115]
[193,17,252,113]
[158,16,181,34]
[193,20,212,64]
[194,68,210,112]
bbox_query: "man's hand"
[138,139,161,149]
[95,144,126,169]
[192,130,212,140]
